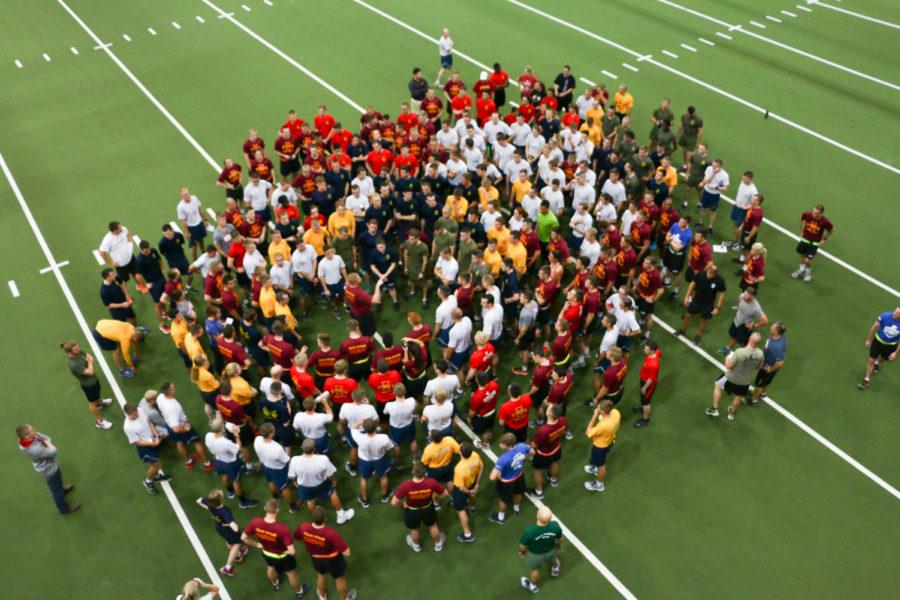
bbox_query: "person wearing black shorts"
[196,489,249,577]
[295,506,357,600]
[242,500,311,596]
[62,340,113,430]
[392,462,449,553]
[677,263,726,345]
[750,321,787,405]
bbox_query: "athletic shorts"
[357,312,376,337]
[869,338,897,361]
[448,350,469,373]
[517,328,536,351]
[605,387,624,406]
[148,278,166,303]
[728,322,752,346]
[437,328,450,348]
[312,554,347,579]
[305,434,330,455]
[730,206,748,227]
[639,379,656,405]
[215,524,242,545]
[589,443,613,467]
[226,185,244,201]
[496,475,526,503]
[214,458,243,481]
[636,296,656,317]
[280,158,299,178]
[471,411,495,435]
[298,480,334,502]
[263,553,296,574]
[796,239,819,259]
[137,446,160,464]
[440,54,453,69]
[170,426,200,446]
[297,278,314,295]
[616,333,633,353]
[753,368,777,388]
[741,231,757,251]
[505,425,528,444]
[426,464,454,484]
[525,549,560,571]
[700,191,721,211]
[115,260,136,283]
[390,422,416,445]
[536,307,553,327]
[263,465,290,490]
[168,256,190,276]
[92,329,119,352]
[187,224,207,246]
[358,455,390,479]
[723,379,750,397]
[687,300,715,320]
[327,282,345,299]
[593,357,610,374]
[375,401,390,421]
[663,249,686,274]
[80,381,102,402]
[404,504,437,529]
[532,448,561,470]
[451,487,472,511]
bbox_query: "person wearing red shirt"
[517,99,536,124]
[259,322,296,370]
[216,158,244,202]
[489,62,510,107]
[527,353,554,405]
[392,146,420,178]
[635,340,661,428]
[475,91,496,125]
[391,462,449,553]
[323,360,357,410]
[586,347,628,407]
[314,105,335,139]
[308,333,342,391]
[280,109,303,137]
[734,193,763,253]
[242,500,310,597]
[420,89,444,123]
[740,242,767,292]
[273,127,301,180]
[561,106,581,129]
[517,67,538,97]
[539,92,558,112]
[615,239,639,288]
[368,359,402,422]
[792,204,834,282]
[450,91,473,120]
[635,257,665,338]
[290,353,320,402]
[498,383,533,443]
[343,274,383,337]
[472,75,495,101]
[558,288,584,334]
[466,331,496,387]
[365,141,394,178]
[529,403,568,498]
[327,125,353,153]
[396,103,419,132]
[468,371,499,448]
[242,128,265,166]
[545,366,573,417]
[339,318,376,381]
[294,506,356,600]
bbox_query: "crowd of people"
[17,32,900,599]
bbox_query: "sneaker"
[670,288,680,299]
[857,378,870,390]
[184,458,196,470]
[475,440,488,449]
[344,461,357,477]
[803,272,812,282]
[548,476,559,488]
[226,488,235,499]
[527,488,544,500]
[674,328,685,337]
[434,532,446,552]
[791,268,803,279]
[95,419,113,430]
[571,357,586,370]
[744,398,759,407]
[584,481,605,492]
[583,465,598,475]
[693,334,702,344]
[296,582,312,598]
[143,480,158,495]
[358,495,370,509]
[727,407,736,421]
[99,398,113,407]
[219,565,236,577]
[272,578,280,591]
[381,489,393,503]
[488,512,506,525]
[158,323,171,334]
[336,508,355,525]
[434,502,442,511]
[705,407,720,417]
[119,367,135,378]
[511,366,529,376]
[520,577,539,594]
[239,498,259,509]
[564,430,573,440]
[551,562,560,577]
[288,503,300,513]
[456,532,476,543]
[716,347,729,356]
[347,589,358,600]
[202,461,214,472]
[153,472,172,482]
[583,398,596,408]
[237,545,249,562]
[873,363,881,374]
[634,418,650,428]
[332,310,342,320]
[466,503,476,515]
[137,326,150,335]
[406,534,422,552]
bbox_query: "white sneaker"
[583,465,598,475]
[584,481,605,492]
[95,419,113,430]
[406,534,422,553]
[434,532,446,552]
[520,577,539,594]
[803,272,812,282]
[791,268,803,279]
[99,398,113,407]
[727,408,736,421]
[336,509,355,525]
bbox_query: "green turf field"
[2,1,898,598]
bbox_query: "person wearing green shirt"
[600,107,620,142]
[62,340,113,429]
[649,98,674,144]
[431,224,457,260]
[677,105,704,164]
[536,201,559,249]
[403,229,431,307]
[456,229,479,275]
[435,210,459,236]
[518,506,563,593]
[332,226,358,273]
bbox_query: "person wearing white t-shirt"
[269,254,293,293]
[434,248,459,288]
[525,128,546,162]
[434,287,458,347]
[480,295,504,344]
[560,126,584,156]
[349,420,395,508]
[575,88,595,119]
[99,221,136,283]
[493,137,516,174]
[345,188,369,225]
[541,180,565,216]
[445,309,473,376]
[241,242,266,282]
[462,142,484,172]
[271,181,298,207]
[436,122,460,149]
[508,117,531,149]
[422,389,454,434]
[568,204,594,252]
[730,170,758,249]
[698,159,730,234]
[384,384,418,466]
[317,246,348,315]
[423,360,461,404]
[243,174,273,217]
[521,188,542,221]
[503,155,533,184]
[293,397,334,454]
[176,188,209,260]
[254,422,301,511]
[600,171,627,209]
[338,389,378,476]
[436,28,454,85]
[594,193,618,224]
[605,289,641,356]
[190,246,221,279]
[156,383,212,471]
[620,202,640,237]
[205,420,257,508]
[483,115,511,146]
[288,439,355,522]
[579,228,602,268]
[446,154,468,185]
[350,172,374,198]
[122,402,172,495]
[571,176,597,211]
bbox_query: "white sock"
[497,511,505,520]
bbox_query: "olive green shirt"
[403,239,429,275]
[67,353,98,388]
[457,239,480,274]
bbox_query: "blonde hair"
[180,580,201,600]
[223,362,241,378]
[751,242,767,258]
[190,354,208,383]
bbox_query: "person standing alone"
[61,340,113,429]
[16,425,80,514]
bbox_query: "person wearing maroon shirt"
[391,462,449,553]
[498,383,533,444]
[574,277,603,369]
[468,371,499,448]
[220,275,240,321]
[630,213,653,262]
[519,221,542,273]
[656,198,680,255]
[443,72,466,102]
[454,273,475,316]
[549,319,574,371]
[203,261,225,306]
[218,324,250,371]
[529,403,568,499]
[734,193,763,255]
[294,506,357,600]
[676,230,712,302]
[340,319,376,382]
[371,331,404,371]
[242,129,265,166]
[792,204,834,283]
[368,359,402,422]
[259,322,296,370]
[216,158,244,202]
[535,266,560,341]
[546,364,574,419]
[634,257,665,339]
[615,238,639,288]
[250,149,275,183]
[215,381,256,467]
[343,273,383,337]
[592,247,618,297]
[547,230,570,262]
[527,353,554,405]
[274,127,301,180]
[586,347,628,407]
[739,243,767,292]
[420,90,444,123]
[242,499,311,596]
[308,333,342,392]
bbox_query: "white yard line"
[92,249,104,264]
[662,50,679,59]
[147,27,157,35]
[601,69,618,79]
[40,261,70,274]
[14,59,23,68]
[196,15,206,23]
[206,207,217,219]
[7,280,20,298]
[172,21,182,30]
[123,34,131,42]
[169,221,184,234]
[796,4,813,12]
[655,0,900,91]
[808,0,900,29]
[781,10,797,17]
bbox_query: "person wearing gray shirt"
[718,287,767,356]
[513,289,539,375]
[750,322,788,405]
[16,425,80,514]
[707,333,765,421]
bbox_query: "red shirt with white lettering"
[470,380,499,416]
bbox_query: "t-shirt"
[495,442,532,482]
[519,521,563,555]
[876,311,900,345]
[762,336,787,367]
[499,395,532,430]
[199,496,235,530]
[205,433,239,463]
[287,454,337,488]
[587,409,621,448]
[422,401,454,432]
[533,418,568,456]
[404,240,429,274]
[733,298,763,328]
[243,518,293,555]
[453,453,483,489]
[727,347,765,386]
[800,212,834,244]
[421,436,460,469]
[254,438,290,470]
[691,270,726,305]
[394,477,445,508]
[640,351,661,383]
[67,353,98,388]
[292,411,332,439]
[384,397,417,428]
[294,523,348,558]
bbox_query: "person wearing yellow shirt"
[510,170,532,206]
[257,273,277,324]
[266,230,292,266]
[585,103,605,131]
[452,440,484,543]
[483,239,503,277]
[184,323,205,363]
[93,318,142,376]
[273,291,299,341]
[486,220,511,255]
[327,200,356,238]
[190,354,220,419]
[169,311,190,364]
[613,85,634,119]
[579,118,603,146]
[302,218,329,257]
[505,235,528,276]
[478,179,500,212]
[445,191,468,223]
[223,362,257,408]
[584,400,621,492]
[421,430,460,492]
[659,157,678,193]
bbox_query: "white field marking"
[728,24,742,31]
[637,53,652,61]
[509,100,519,108]
[40,261,70,274]
[453,417,639,600]
[7,281,20,298]
[580,76,596,86]
[43,53,52,62]
[680,43,697,52]
[505,0,900,174]
[206,207,217,219]
[656,0,900,91]
[796,4,812,12]
[204,0,367,110]
[216,11,234,18]
[172,21,181,29]
[123,34,131,42]
[264,0,273,5]
[241,3,251,11]
[196,15,205,23]
[698,37,715,46]
[372,331,385,347]
[810,0,900,29]
[169,221,184,234]
[781,10,797,17]
[70,46,79,55]
[53,3,234,594]
[662,50,679,58]
[622,62,639,72]
[766,15,782,22]
[147,27,156,35]
[132,235,142,246]
[92,249,104,264]
[93,42,112,49]
[650,313,900,501]
[715,31,733,39]
[207,224,215,232]
[601,69,618,79]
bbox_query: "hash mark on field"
[241,3,251,10]
[172,21,181,29]
[579,76,596,86]
[622,62,639,72]
[39,261,70,274]
[267,221,275,231]
[636,53,652,61]
[70,46,79,55]
[716,31,733,39]
[796,4,812,12]
[197,15,206,23]
[8,281,20,298]
[264,0,273,5]
[123,34,131,42]
[92,250,104,265]
[509,101,519,108]
[781,9,797,17]
[662,50,679,59]
[206,207,217,219]
[750,20,767,28]
[148,27,157,35]
[132,235,142,246]
[43,53,52,62]
[217,11,234,18]
[94,43,113,50]
[169,221,183,234]
[601,69,618,79]
[698,37,715,46]
[680,43,697,52]
[766,15,782,22]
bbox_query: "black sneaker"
[674,328,685,337]
[358,495,370,509]
[345,461,357,477]
[873,363,881,374]
[631,405,642,413]
[633,418,650,428]
[526,488,544,500]
[239,498,260,509]
[693,334,702,344]
[456,532,476,543]
[153,473,173,482]
[295,582,312,598]
[488,512,505,525]
[143,480,158,495]
[583,398,595,408]
[381,488,393,503]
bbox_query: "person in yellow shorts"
[452,441,483,543]
[584,399,621,492]
[93,318,144,377]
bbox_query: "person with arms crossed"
[242,499,312,597]
[121,403,172,495]
[16,424,81,514]
[749,321,787,405]
[706,332,765,421]
[488,432,534,525]
[157,382,213,471]
[392,461,450,552]
[518,506,563,594]
[60,340,113,429]
[294,506,358,600]
[858,306,900,390]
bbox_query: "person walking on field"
[122,402,173,495]
[17,425,82,514]
[858,306,900,390]
[518,506,563,594]
[242,499,312,597]
[749,322,787,405]
[294,506,358,600]
[707,332,765,421]
[392,461,450,553]
[61,340,113,429]
[196,489,250,577]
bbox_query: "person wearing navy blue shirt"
[311,178,338,218]
[364,196,393,241]
[100,267,136,324]
[859,307,900,389]
[646,169,670,207]
[392,190,418,241]
[394,169,420,196]
[500,258,521,324]
[750,322,787,405]
[488,433,534,526]
[418,194,442,239]
[197,489,249,577]
[134,241,170,332]
[663,215,694,298]
[325,163,350,198]
[369,239,400,311]
[239,308,270,372]
[358,221,383,270]
[159,224,194,290]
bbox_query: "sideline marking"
[781,10,797,17]
[94,42,113,50]
[796,4,812,12]
[92,249,104,265]
[766,15,782,23]
[196,15,205,23]
[809,0,900,29]
[750,20,767,28]
[14,59,23,68]
[8,281,20,298]
[40,261,70,274]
